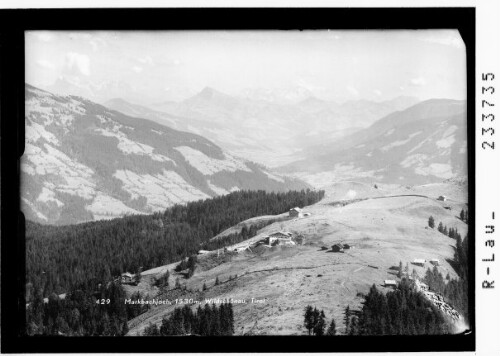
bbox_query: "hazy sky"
[26,30,466,104]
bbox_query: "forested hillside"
[26,189,324,297]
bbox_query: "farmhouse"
[384,280,397,288]
[429,259,440,266]
[437,195,447,201]
[289,207,303,218]
[121,272,134,284]
[233,244,250,253]
[331,243,344,253]
[343,243,352,250]
[413,259,426,267]
[198,250,211,255]
[266,231,294,246]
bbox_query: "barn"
[384,280,397,288]
[437,195,447,201]
[331,243,344,253]
[429,259,440,266]
[121,272,134,284]
[413,258,426,267]
[289,207,303,218]
[267,231,293,246]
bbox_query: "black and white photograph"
[3,3,499,354]
[21,29,470,337]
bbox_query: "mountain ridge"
[22,84,308,225]
[281,98,467,186]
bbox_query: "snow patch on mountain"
[174,146,251,175]
[113,169,210,211]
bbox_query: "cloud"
[132,66,143,73]
[347,85,359,96]
[373,89,382,96]
[409,77,426,86]
[65,52,91,76]
[37,59,56,70]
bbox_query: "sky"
[25,30,466,105]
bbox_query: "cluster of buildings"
[412,258,440,267]
[120,272,135,284]
[331,243,353,253]
[229,231,298,254]
[288,207,311,218]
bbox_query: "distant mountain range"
[105,87,419,167]
[280,99,467,186]
[22,84,308,225]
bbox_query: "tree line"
[344,280,450,335]
[302,281,450,336]
[143,303,234,336]
[26,281,130,336]
[26,189,325,298]
[303,305,336,336]
[428,215,463,241]
[424,231,469,322]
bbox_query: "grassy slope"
[126,181,468,336]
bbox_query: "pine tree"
[303,305,314,335]
[428,216,435,228]
[326,318,336,335]
[144,322,160,336]
[349,316,357,335]
[397,261,403,278]
[443,226,448,236]
[460,209,465,221]
[438,222,444,233]
[135,268,142,285]
[215,276,220,286]
[343,306,351,333]
[164,270,170,287]
[175,277,181,289]
[202,282,207,291]
[314,310,326,336]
